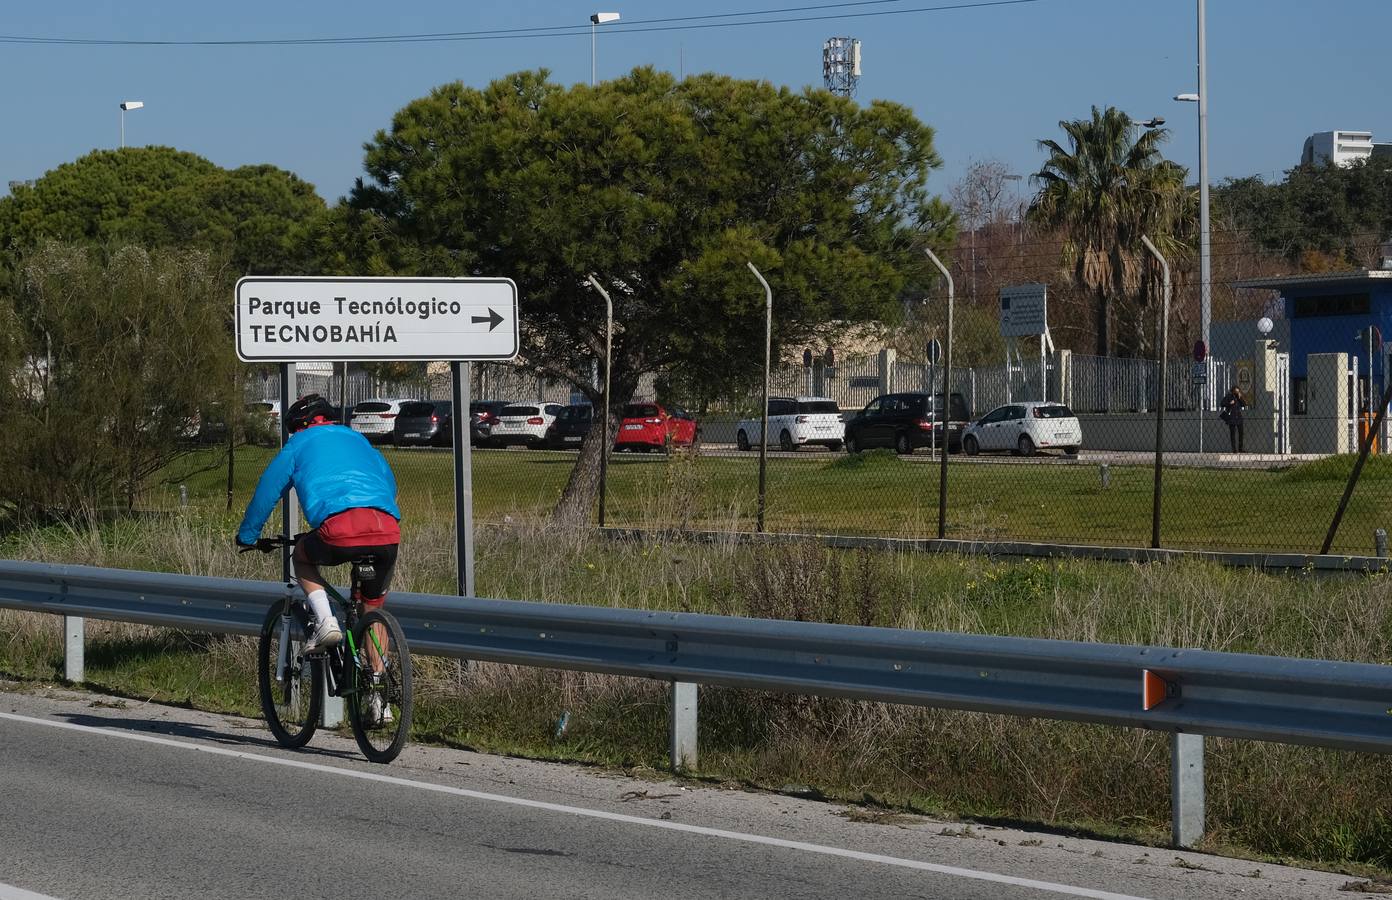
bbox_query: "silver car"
[350,398,411,445]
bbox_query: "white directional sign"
[235,276,519,362]
[999,283,1048,337]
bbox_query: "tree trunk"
[1094,287,1110,357]
[552,381,634,525]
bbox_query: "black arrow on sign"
[471,308,504,331]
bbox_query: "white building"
[1301,130,1375,167]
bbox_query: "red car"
[613,403,698,452]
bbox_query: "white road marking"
[0,881,62,900]
[1,711,1152,900]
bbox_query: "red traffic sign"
[1192,340,1207,363]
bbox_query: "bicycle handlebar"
[239,535,296,554]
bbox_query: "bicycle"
[243,535,413,764]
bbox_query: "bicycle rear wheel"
[257,597,322,748]
[347,609,412,764]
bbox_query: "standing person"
[1220,385,1246,453]
[235,394,402,653]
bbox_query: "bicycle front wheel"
[257,598,322,748]
[347,609,412,764]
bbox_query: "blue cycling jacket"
[237,424,401,546]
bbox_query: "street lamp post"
[590,12,620,86]
[1176,0,1210,409]
[119,100,144,149]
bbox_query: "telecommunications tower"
[822,37,862,97]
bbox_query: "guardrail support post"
[322,679,344,728]
[1171,732,1205,848]
[670,681,698,771]
[63,616,84,682]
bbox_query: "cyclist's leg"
[295,531,348,634]
[291,537,328,596]
[356,545,398,674]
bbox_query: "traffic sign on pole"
[927,338,942,365]
[1193,340,1207,363]
[235,276,519,362]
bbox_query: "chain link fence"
[230,340,1390,558]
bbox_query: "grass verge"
[157,445,1392,555]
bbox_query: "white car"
[490,402,566,448]
[351,399,412,444]
[736,396,844,452]
[961,402,1082,456]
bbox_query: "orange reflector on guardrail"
[1142,669,1172,711]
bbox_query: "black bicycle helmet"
[285,393,336,432]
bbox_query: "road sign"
[1191,362,1208,384]
[235,276,519,362]
[926,338,942,365]
[1193,340,1207,363]
[999,283,1047,337]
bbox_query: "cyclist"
[235,394,402,658]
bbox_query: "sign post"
[235,276,520,613]
[1193,340,1207,455]
[926,337,942,459]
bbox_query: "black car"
[843,392,971,455]
[393,400,453,447]
[469,400,512,446]
[545,404,594,449]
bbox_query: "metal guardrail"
[3,557,1391,848]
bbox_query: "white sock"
[305,589,335,627]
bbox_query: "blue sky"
[1,0,1386,204]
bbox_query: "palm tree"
[1029,106,1192,357]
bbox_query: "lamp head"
[120,101,144,111]
[1174,93,1200,102]
[1257,316,1274,336]
[590,12,620,24]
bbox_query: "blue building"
[1236,266,1392,412]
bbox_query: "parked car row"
[735,393,1083,457]
[315,397,702,452]
[245,393,1082,457]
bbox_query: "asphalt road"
[0,686,1377,900]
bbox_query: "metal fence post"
[924,249,953,540]
[63,616,84,682]
[1141,236,1170,550]
[1171,732,1205,848]
[586,275,614,529]
[748,263,773,534]
[670,681,698,771]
